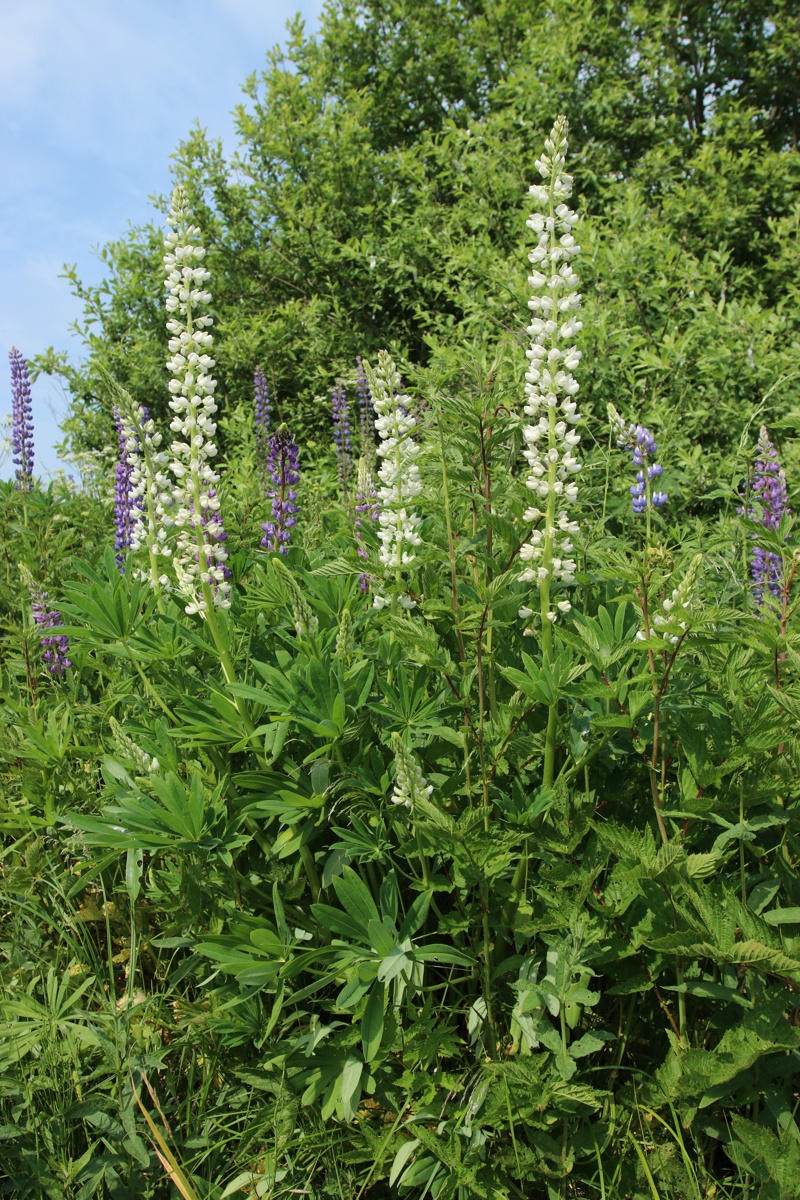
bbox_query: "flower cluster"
[745,425,790,602]
[124,404,174,588]
[254,368,271,470]
[9,348,34,491]
[163,187,230,614]
[113,408,140,568]
[646,553,703,644]
[28,584,72,676]
[109,717,159,774]
[519,115,581,625]
[608,406,667,513]
[354,457,380,560]
[271,556,318,637]
[356,355,375,466]
[335,607,354,667]
[363,351,422,609]
[332,383,352,494]
[260,425,300,554]
[390,733,433,810]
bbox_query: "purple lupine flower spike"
[626,425,667,513]
[254,368,271,471]
[260,424,299,554]
[332,383,352,495]
[113,407,139,569]
[356,355,375,461]
[747,425,790,603]
[354,459,380,560]
[9,348,34,491]
[31,589,72,676]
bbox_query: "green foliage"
[4,3,800,1197]
[43,0,800,516]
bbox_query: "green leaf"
[339,1056,364,1123]
[762,907,800,926]
[389,1138,420,1188]
[332,866,380,930]
[361,981,385,1063]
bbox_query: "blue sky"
[0,0,324,480]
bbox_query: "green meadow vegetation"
[2,2,800,1197]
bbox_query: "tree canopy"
[50,0,800,506]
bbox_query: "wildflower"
[260,424,300,554]
[627,426,667,514]
[332,383,352,496]
[20,566,71,677]
[109,717,159,774]
[363,351,422,609]
[354,457,380,560]
[743,425,790,603]
[271,555,318,637]
[335,607,353,667]
[125,403,174,589]
[356,355,376,469]
[163,186,230,614]
[608,408,668,514]
[607,402,628,447]
[254,367,271,472]
[9,348,34,491]
[390,732,433,810]
[113,408,142,568]
[650,553,702,644]
[519,115,581,625]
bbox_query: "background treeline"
[45,0,800,507]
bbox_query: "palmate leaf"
[66,766,249,861]
[57,549,155,649]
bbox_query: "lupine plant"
[113,407,139,567]
[332,382,352,500]
[9,346,35,491]
[744,424,790,604]
[260,424,300,554]
[253,366,271,473]
[2,120,800,1200]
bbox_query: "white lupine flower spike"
[363,350,422,610]
[519,115,582,633]
[163,186,231,615]
[124,403,174,591]
[390,733,434,810]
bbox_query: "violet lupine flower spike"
[9,348,34,491]
[332,382,352,498]
[627,426,667,515]
[254,368,271,474]
[164,186,231,615]
[747,425,790,603]
[519,116,581,634]
[261,424,299,554]
[113,407,140,569]
[19,565,72,677]
[363,351,422,610]
[356,355,376,470]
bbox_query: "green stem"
[132,660,176,722]
[739,778,747,905]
